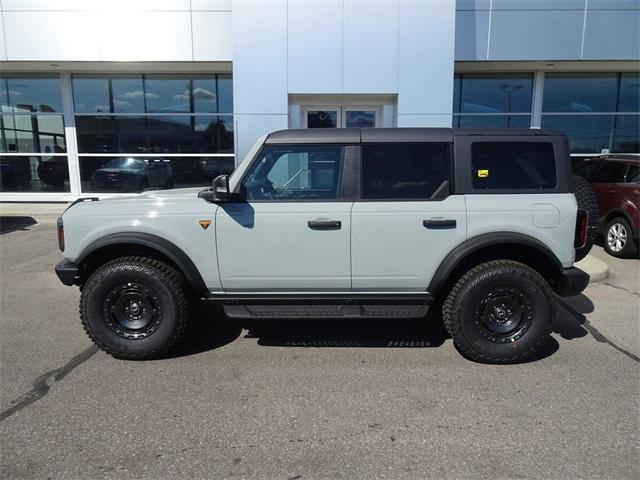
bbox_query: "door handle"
[423,219,457,229]
[308,220,342,230]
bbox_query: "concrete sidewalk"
[1,201,609,283]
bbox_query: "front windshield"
[103,158,146,171]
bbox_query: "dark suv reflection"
[91,157,174,193]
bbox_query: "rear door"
[350,143,467,292]
[591,161,628,219]
[215,144,353,292]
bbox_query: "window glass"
[618,73,640,112]
[362,144,450,200]
[345,111,376,128]
[454,74,533,113]
[192,76,218,113]
[72,75,110,113]
[111,75,146,113]
[0,114,66,153]
[307,111,338,128]
[79,155,234,193]
[0,155,69,192]
[242,145,343,200]
[217,74,234,114]
[594,162,627,183]
[472,142,557,190]
[0,74,62,112]
[75,115,234,154]
[572,159,601,181]
[543,73,618,113]
[144,75,191,113]
[541,115,614,154]
[455,115,531,128]
[612,115,640,153]
[626,165,639,183]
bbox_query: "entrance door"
[302,106,380,128]
[216,143,352,292]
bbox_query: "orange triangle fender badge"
[198,220,212,230]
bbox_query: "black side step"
[210,293,433,305]
[223,304,429,319]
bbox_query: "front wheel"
[604,217,638,258]
[442,260,555,364]
[80,256,191,360]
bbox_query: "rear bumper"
[55,259,79,286]
[553,267,590,297]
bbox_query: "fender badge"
[198,220,212,230]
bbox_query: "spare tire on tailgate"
[571,174,598,262]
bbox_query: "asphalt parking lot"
[1,221,638,480]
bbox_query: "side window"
[594,162,627,183]
[625,165,639,183]
[472,142,556,190]
[361,144,450,200]
[242,145,343,200]
[573,159,601,182]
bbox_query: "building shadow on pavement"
[0,216,37,234]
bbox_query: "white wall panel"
[342,0,398,93]
[1,0,97,10]
[397,114,452,128]
[582,9,640,60]
[3,11,100,60]
[398,0,455,115]
[232,0,287,114]
[0,15,6,61]
[192,11,233,61]
[455,10,489,60]
[287,0,342,93]
[96,0,190,10]
[97,11,192,61]
[192,0,232,10]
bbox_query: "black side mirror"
[198,174,236,203]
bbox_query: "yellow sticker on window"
[477,169,489,178]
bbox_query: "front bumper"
[55,259,79,286]
[554,267,590,297]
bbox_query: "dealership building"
[0,0,638,202]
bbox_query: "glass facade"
[541,73,640,153]
[0,75,70,192]
[453,73,533,128]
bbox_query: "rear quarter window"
[472,142,557,190]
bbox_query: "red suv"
[573,155,639,258]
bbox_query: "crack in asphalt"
[0,346,98,423]
[581,319,640,364]
[602,281,639,298]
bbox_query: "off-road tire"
[80,256,191,360]
[442,260,555,364]
[604,217,638,259]
[571,174,598,262]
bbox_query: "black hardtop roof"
[265,127,565,144]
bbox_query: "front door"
[216,144,352,292]
[302,106,380,128]
[351,143,466,291]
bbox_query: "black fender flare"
[77,232,209,297]
[427,232,564,294]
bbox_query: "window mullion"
[531,70,545,129]
[60,72,82,196]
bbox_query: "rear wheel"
[604,217,638,258]
[80,256,191,360]
[442,260,555,364]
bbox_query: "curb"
[1,203,67,225]
[576,254,609,283]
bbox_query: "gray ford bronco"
[55,128,593,363]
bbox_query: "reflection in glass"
[454,115,531,128]
[345,111,376,128]
[0,74,62,112]
[0,114,66,153]
[541,114,615,153]
[72,74,234,114]
[79,156,234,193]
[612,115,640,153]
[619,73,640,112]
[453,74,533,113]
[543,73,618,113]
[75,115,234,154]
[307,111,337,128]
[0,155,69,192]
